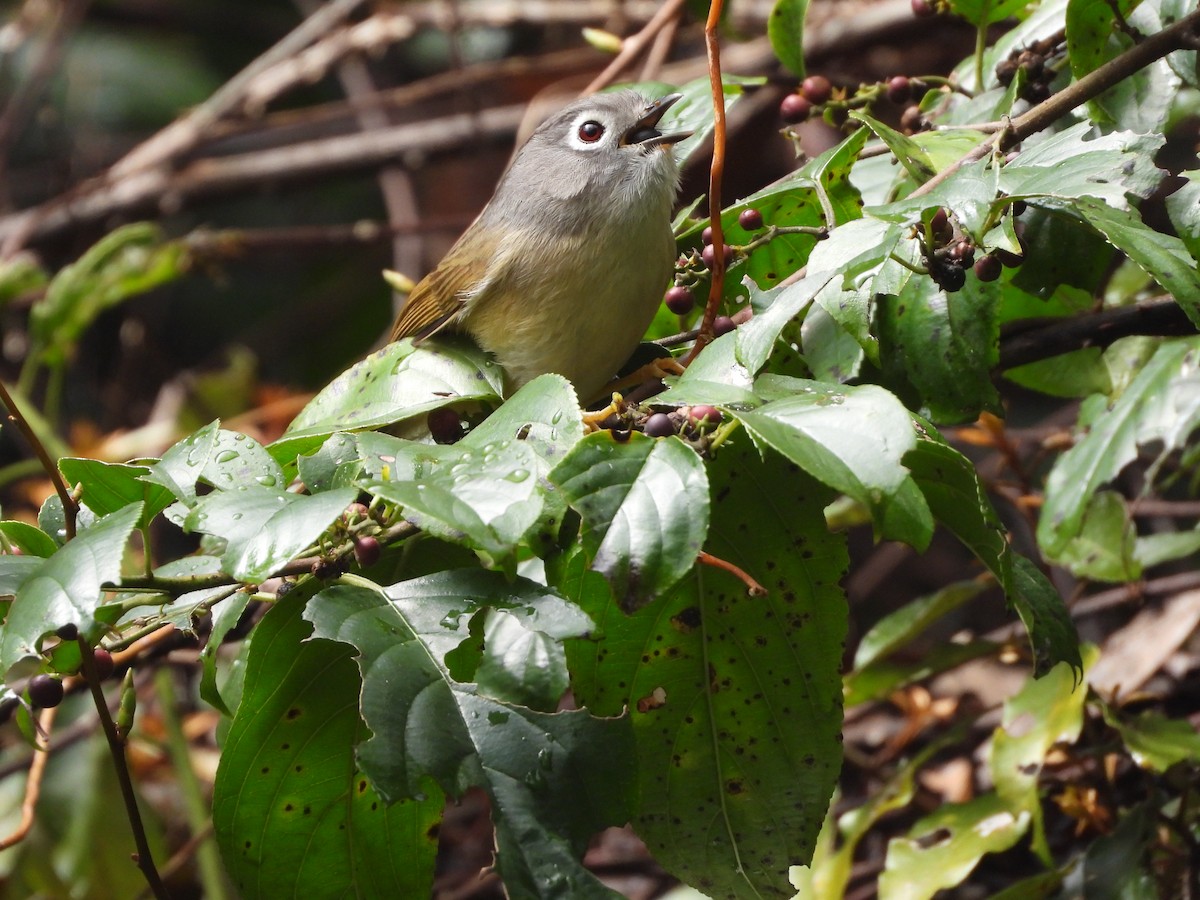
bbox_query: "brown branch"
[0,380,78,539]
[0,707,57,850]
[682,0,728,366]
[581,0,690,95]
[912,7,1200,201]
[998,297,1196,371]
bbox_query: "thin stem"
[0,706,57,850]
[0,380,77,539]
[682,0,728,366]
[77,639,169,899]
[697,550,768,597]
[580,0,688,94]
[974,23,987,94]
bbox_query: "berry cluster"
[780,70,930,134]
[640,405,724,440]
[780,75,834,125]
[664,207,765,322]
[995,35,1062,104]
[920,205,1027,292]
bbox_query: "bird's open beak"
[623,93,694,148]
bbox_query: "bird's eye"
[577,120,605,143]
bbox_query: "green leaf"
[1037,197,1200,328]
[0,555,42,599]
[1082,802,1158,900]
[1,504,141,677]
[475,608,570,711]
[768,0,810,76]
[271,336,504,463]
[28,223,189,367]
[363,438,545,571]
[564,442,848,898]
[199,591,253,716]
[203,428,286,493]
[852,112,937,183]
[141,419,219,505]
[0,521,58,558]
[213,591,441,899]
[907,433,1081,676]
[948,0,1031,25]
[1039,338,1200,559]
[551,431,709,610]
[1165,171,1200,261]
[463,373,585,465]
[58,458,175,527]
[877,273,1002,424]
[296,432,361,492]
[1103,706,1200,773]
[853,581,988,671]
[185,486,357,583]
[1055,490,1140,581]
[305,580,633,899]
[737,380,921,533]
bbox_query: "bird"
[389,90,691,402]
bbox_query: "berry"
[701,243,734,269]
[912,0,935,16]
[950,240,975,265]
[886,76,912,104]
[701,226,713,245]
[929,208,952,244]
[1011,199,1028,217]
[800,75,833,105]
[738,208,764,231]
[343,502,370,523]
[354,535,382,568]
[688,405,723,427]
[713,315,736,337]
[780,93,812,124]
[55,622,79,641]
[428,407,463,444]
[643,413,675,438]
[936,263,966,293]
[995,248,1024,268]
[974,254,1002,282]
[28,674,64,709]
[665,286,695,315]
[91,648,115,681]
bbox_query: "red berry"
[643,413,675,438]
[354,535,382,568]
[800,75,833,105]
[886,76,912,104]
[713,315,736,337]
[664,286,695,315]
[738,208,764,231]
[974,254,1002,282]
[688,405,723,427]
[780,93,812,124]
[28,674,64,709]
[428,407,463,444]
[950,240,975,265]
[930,208,952,244]
[701,243,734,269]
[912,0,935,16]
[91,648,115,681]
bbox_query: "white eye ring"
[568,112,608,150]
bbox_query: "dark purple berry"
[665,286,695,315]
[701,243,734,269]
[91,648,115,681]
[886,76,912,104]
[912,0,935,16]
[428,407,463,445]
[950,240,975,265]
[354,535,382,568]
[701,226,714,245]
[28,674,64,709]
[713,315,736,337]
[800,75,833,105]
[738,208,764,231]
[995,248,1024,268]
[1011,199,1028,217]
[688,405,723,427]
[930,208,952,244]
[936,263,966,293]
[780,93,812,124]
[643,413,675,438]
[974,254,1002,282]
